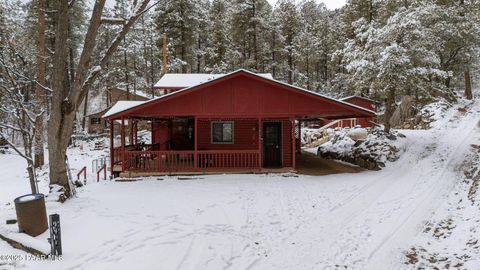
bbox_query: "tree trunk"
[48,0,73,196]
[82,89,89,129]
[124,48,130,100]
[48,0,150,197]
[252,0,258,70]
[288,49,293,84]
[27,163,38,194]
[306,53,310,89]
[384,88,396,134]
[271,31,276,78]
[465,68,473,100]
[34,0,46,168]
[445,76,451,89]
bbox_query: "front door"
[263,122,282,167]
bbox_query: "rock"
[356,157,366,168]
[386,134,397,140]
[74,180,84,187]
[354,140,363,147]
[414,115,422,124]
[367,161,379,170]
[348,128,368,141]
[6,219,17,225]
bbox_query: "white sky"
[266,0,346,10]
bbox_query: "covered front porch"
[110,116,300,177]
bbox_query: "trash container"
[14,194,48,237]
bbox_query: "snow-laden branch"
[79,0,152,102]
[0,123,23,132]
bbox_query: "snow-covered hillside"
[0,99,479,270]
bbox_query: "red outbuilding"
[316,95,378,129]
[103,69,376,177]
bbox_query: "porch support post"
[151,120,154,146]
[133,120,138,145]
[291,118,296,170]
[129,118,134,146]
[258,117,262,171]
[121,118,125,171]
[194,116,198,170]
[121,118,125,150]
[297,119,301,154]
[109,120,114,177]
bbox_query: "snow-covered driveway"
[1,100,479,270]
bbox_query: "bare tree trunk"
[288,49,293,84]
[48,0,72,195]
[82,88,89,129]
[465,68,473,100]
[252,0,258,71]
[306,52,310,89]
[271,31,276,78]
[27,163,37,193]
[34,0,46,168]
[384,88,396,133]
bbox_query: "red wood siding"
[342,97,376,112]
[197,119,259,150]
[152,122,168,150]
[282,120,292,167]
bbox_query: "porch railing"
[113,148,259,172]
[198,150,258,170]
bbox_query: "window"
[90,117,102,125]
[211,121,233,144]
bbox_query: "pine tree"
[206,0,231,72]
[276,0,300,84]
[155,0,198,72]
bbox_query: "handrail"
[77,166,87,184]
[97,164,107,182]
[318,119,342,131]
[116,150,260,172]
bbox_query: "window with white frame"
[211,121,234,144]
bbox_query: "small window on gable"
[211,121,234,144]
[90,117,102,125]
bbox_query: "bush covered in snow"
[318,127,405,170]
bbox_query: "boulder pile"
[318,127,404,170]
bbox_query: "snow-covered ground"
[0,99,479,270]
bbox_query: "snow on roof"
[113,87,154,99]
[104,69,376,119]
[154,73,274,89]
[103,101,146,118]
[340,95,378,103]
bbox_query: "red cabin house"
[103,70,375,177]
